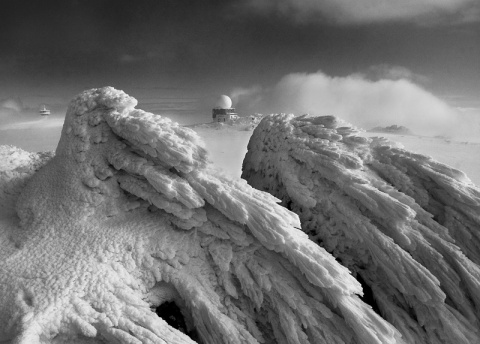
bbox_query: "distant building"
[212,107,238,122]
[212,95,238,122]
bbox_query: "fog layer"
[236,71,479,138]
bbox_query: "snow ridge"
[242,114,480,344]
[1,88,403,343]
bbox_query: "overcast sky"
[0,0,479,124]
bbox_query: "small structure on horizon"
[212,95,238,122]
[39,105,51,116]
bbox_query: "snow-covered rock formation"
[242,114,480,344]
[367,125,413,135]
[0,88,405,344]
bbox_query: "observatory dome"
[215,95,232,109]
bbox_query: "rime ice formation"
[242,114,480,344]
[0,88,405,344]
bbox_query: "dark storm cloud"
[0,0,128,79]
[1,0,477,85]
[0,1,337,75]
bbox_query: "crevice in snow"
[356,271,382,316]
[155,301,201,343]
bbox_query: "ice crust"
[0,88,404,344]
[242,114,480,344]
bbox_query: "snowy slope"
[192,125,253,180]
[242,114,480,344]
[0,88,405,344]
[361,132,480,186]
[0,117,63,152]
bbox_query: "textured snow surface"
[242,114,480,344]
[0,88,404,344]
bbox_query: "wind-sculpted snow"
[0,88,405,344]
[242,114,480,344]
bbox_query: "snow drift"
[242,114,480,344]
[0,88,406,344]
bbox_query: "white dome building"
[212,95,238,123]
